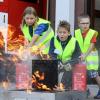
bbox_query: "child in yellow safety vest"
[21,6,54,54]
[49,20,81,89]
[75,14,100,99]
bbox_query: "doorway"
[87,0,100,49]
[87,0,100,30]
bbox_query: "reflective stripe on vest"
[86,50,98,70]
[54,37,76,63]
[34,25,54,46]
[35,26,54,54]
[75,29,99,70]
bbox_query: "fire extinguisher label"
[73,73,86,91]
[16,63,30,89]
[72,63,87,91]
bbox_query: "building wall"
[55,0,75,35]
[95,0,100,10]
[75,0,85,28]
[0,0,47,36]
[8,0,38,28]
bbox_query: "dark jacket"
[49,35,81,65]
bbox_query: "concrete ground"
[87,85,99,100]
[0,83,99,100]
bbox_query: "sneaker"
[94,90,100,99]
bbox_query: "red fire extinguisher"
[72,62,87,91]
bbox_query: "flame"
[7,24,25,51]
[17,46,31,61]
[54,83,65,91]
[41,84,51,91]
[2,80,9,89]
[0,32,4,48]
[26,88,32,94]
[17,45,51,61]
[30,45,40,55]
[59,83,65,90]
[0,24,25,51]
[0,24,53,91]
[32,70,51,91]
[34,71,45,80]
[7,24,44,55]
[40,52,51,60]
[25,83,33,94]
[0,24,51,61]
[10,55,19,62]
[0,52,2,56]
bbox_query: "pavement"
[0,84,98,100]
[87,85,99,100]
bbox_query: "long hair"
[21,7,38,28]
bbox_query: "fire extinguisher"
[72,62,87,92]
[16,62,31,89]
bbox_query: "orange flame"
[0,24,51,61]
[0,32,4,48]
[7,24,25,51]
[2,80,9,89]
[34,71,45,80]
[54,83,65,91]
[26,88,32,94]
[32,70,51,91]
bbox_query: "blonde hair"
[78,14,90,22]
[57,20,70,32]
[21,7,38,27]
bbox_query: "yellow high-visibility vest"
[54,36,76,63]
[75,29,98,70]
[22,18,54,54]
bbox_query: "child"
[49,20,81,89]
[21,6,54,54]
[75,14,100,99]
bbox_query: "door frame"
[87,0,95,28]
[48,0,56,30]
